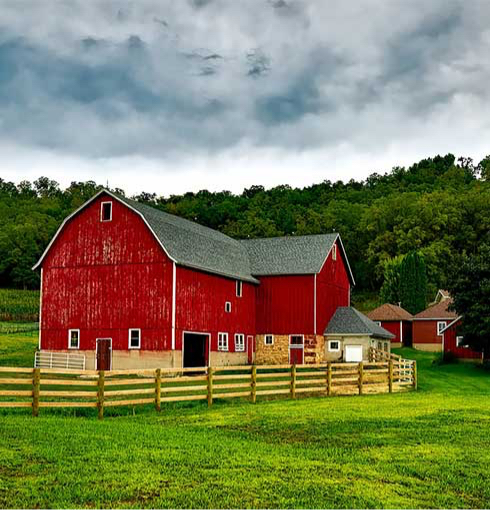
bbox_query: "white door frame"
[288,334,305,364]
[182,330,211,368]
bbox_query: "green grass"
[1,334,490,508]
[0,327,37,366]
[0,289,39,322]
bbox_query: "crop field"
[0,289,39,322]
[1,333,490,508]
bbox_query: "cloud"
[0,0,489,193]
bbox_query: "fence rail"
[0,359,416,419]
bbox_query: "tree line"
[1,154,490,299]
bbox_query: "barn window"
[235,333,245,352]
[457,336,467,348]
[328,340,340,352]
[68,329,80,349]
[218,332,228,351]
[374,321,381,327]
[236,280,242,298]
[129,329,141,349]
[332,244,337,261]
[437,321,447,336]
[225,301,232,313]
[264,334,274,346]
[100,201,112,222]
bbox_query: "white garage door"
[344,345,363,362]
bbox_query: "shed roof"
[367,303,413,321]
[325,307,395,339]
[414,298,458,320]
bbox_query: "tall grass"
[0,289,39,322]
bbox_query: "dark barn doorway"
[183,333,209,368]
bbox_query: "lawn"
[1,333,490,508]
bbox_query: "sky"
[1,0,490,196]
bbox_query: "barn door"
[96,339,112,371]
[289,335,304,365]
[247,335,254,364]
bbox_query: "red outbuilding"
[34,190,355,370]
[366,304,413,348]
[412,291,458,352]
[441,317,482,361]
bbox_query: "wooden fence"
[0,359,416,419]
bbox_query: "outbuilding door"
[344,345,363,362]
[183,333,209,368]
[289,335,304,365]
[96,338,112,371]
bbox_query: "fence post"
[326,361,332,396]
[291,364,296,399]
[413,361,417,390]
[388,360,393,394]
[251,365,257,404]
[32,368,40,417]
[155,368,161,412]
[358,362,364,395]
[97,370,105,420]
[207,367,213,407]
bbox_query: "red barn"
[366,304,413,348]
[412,291,458,351]
[34,190,354,370]
[441,317,482,361]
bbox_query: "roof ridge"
[240,232,338,243]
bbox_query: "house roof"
[34,190,355,285]
[240,234,355,283]
[430,289,451,305]
[366,303,413,321]
[325,306,395,339]
[414,298,458,320]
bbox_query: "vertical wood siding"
[175,266,256,352]
[315,240,350,335]
[412,320,442,345]
[41,195,173,351]
[443,321,481,359]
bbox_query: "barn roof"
[240,234,355,283]
[325,306,395,339]
[367,303,413,321]
[414,297,458,320]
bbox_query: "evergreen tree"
[379,255,403,304]
[400,252,427,314]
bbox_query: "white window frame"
[332,244,337,261]
[235,333,245,352]
[128,328,141,349]
[264,334,274,346]
[328,339,340,352]
[456,336,466,348]
[374,321,381,327]
[437,321,447,336]
[225,301,232,313]
[68,329,80,350]
[100,201,113,222]
[218,332,229,351]
[236,280,243,298]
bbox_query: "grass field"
[1,333,490,508]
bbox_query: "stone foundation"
[255,334,326,365]
[413,343,442,352]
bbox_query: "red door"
[247,335,254,364]
[289,335,304,365]
[96,339,112,370]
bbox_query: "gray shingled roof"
[240,234,339,276]
[119,195,259,283]
[325,307,395,339]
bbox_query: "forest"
[1,153,489,299]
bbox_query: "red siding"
[256,275,314,334]
[175,266,256,352]
[379,321,402,343]
[443,320,481,360]
[315,240,350,335]
[413,320,443,345]
[41,194,173,351]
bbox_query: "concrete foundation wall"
[325,335,390,361]
[413,342,442,352]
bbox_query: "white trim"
[317,234,356,286]
[264,334,274,346]
[68,329,80,350]
[95,338,112,370]
[288,334,304,364]
[100,201,113,222]
[313,273,317,335]
[234,333,245,352]
[400,320,403,344]
[225,301,232,313]
[182,330,211,368]
[172,262,176,350]
[328,339,340,352]
[439,316,462,334]
[33,189,178,270]
[437,321,447,336]
[218,332,229,351]
[374,321,382,327]
[38,268,43,350]
[236,280,243,298]
[128,328,141,349]
[413,317,457,321]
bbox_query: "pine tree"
[400,252,427,314]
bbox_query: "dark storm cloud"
[0,0,489,161]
